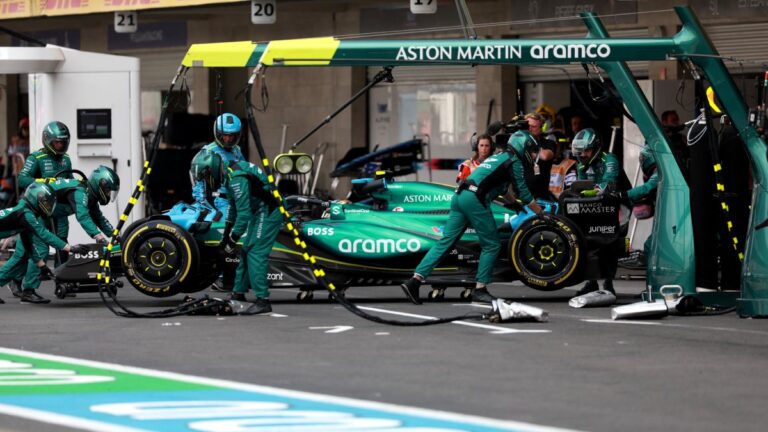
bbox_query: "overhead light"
[273,152,313,175]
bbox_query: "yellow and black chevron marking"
[97,159,153,285]
[257,156,339,291]
[98,68,188,289]
[712,163,744,262]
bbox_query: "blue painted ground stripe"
[0,348,580,432]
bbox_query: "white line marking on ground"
[582,319,662,326]
[358,306,551,334]
[375,332,390,335]
[309,325,354,334]
[0,348,581,432]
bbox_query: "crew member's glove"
[527,200,543,215]
[223,234,238,255]
[38,265,55,280]
[94,234,108,244]
[70,244,91,255]
[580,189,598,198]
[606,190,628,201]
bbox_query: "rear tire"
[122,220,199,297]
[509,215,584,291]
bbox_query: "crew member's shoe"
[229,292,246,302]
[211,277,231,292]
[239,298,272,315]
[575,280,599,296]
[471,288,497,304]
[0,297,4,304]
[7,280,22,298]
[20,289,51,305]
[602,280,616,294]
[400,278,422,305]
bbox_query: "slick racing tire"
[509,214,584,291]
[122,220,200,298]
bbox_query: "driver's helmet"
[190,150,224,191]
[88,166,120,205]
[639,146,656,173]
[506,130,540,167]
[213,113,242,149]
[571,128,602,165]
[42,121,70,156]
[23,183,57,217]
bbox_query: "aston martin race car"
[110,177,624,301]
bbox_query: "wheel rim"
[132,235,182,283]
[518,226,573,278]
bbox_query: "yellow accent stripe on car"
[258,37,341,66]
[182,41,259,67]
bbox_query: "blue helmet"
[213,113,242,149]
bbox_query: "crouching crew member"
[571,128,620,295]
[191,150,282,315]
[5,166,120,302]
[400,131,543,305]
[0,184,88,304]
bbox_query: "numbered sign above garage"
[410,0,437,14]
[252,0,277,24]
[114,11,138,34]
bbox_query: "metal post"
[582,11,696,296]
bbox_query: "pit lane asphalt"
[1,277,767,432]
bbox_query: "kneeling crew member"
[191,150,282,315]
[5,166,120,301]
[572,128,620,295]
[0,183,88,304]
[400,131,543,304]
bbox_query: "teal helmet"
[42,121,71,156]
[214,113,242,149]
[190,150,224,191]
[639,146,656,173]
[23,183,57,217]
[571,128,602,165]
[506,130,540,166]
[88,166,120,205]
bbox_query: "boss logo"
[306,227,335,236]
[74,251,99,259]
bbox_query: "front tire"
[122,220,199,297]
[509,215,584,291]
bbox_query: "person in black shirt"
[524,113,557,199]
